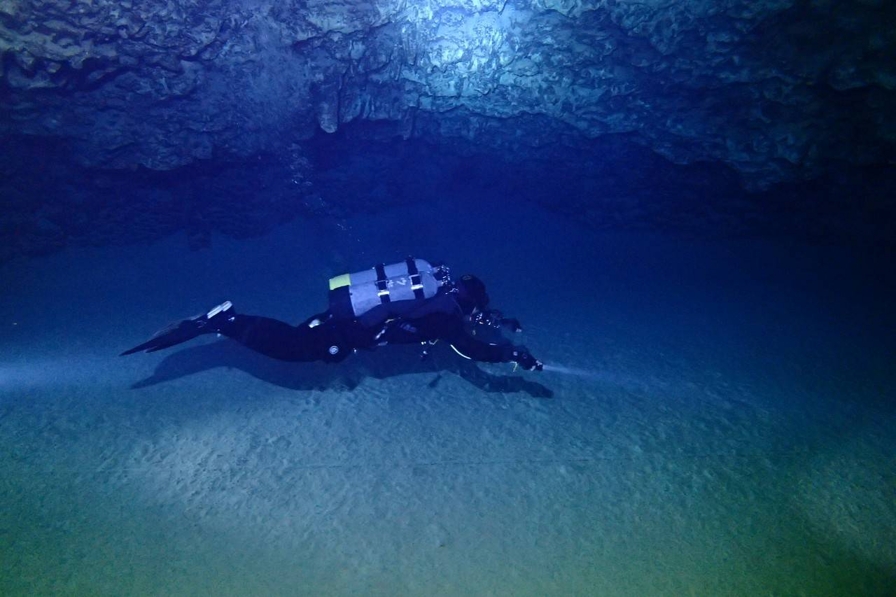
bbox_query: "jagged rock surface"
[2,0,894,186]
[1,0,895,261]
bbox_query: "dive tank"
[328,258,446,320]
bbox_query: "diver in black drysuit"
[121,271,544,372]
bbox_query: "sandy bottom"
[1,198,894,596]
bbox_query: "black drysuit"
[221,291,519,364]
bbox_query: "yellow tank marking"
[329,274,351,290]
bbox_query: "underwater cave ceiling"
[1,0,895,254]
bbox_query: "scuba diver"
[121,258,544,372]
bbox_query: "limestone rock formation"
[1,0,894,258]
[3,0,894,183]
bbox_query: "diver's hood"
[455,274,490,314]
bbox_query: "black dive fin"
[120,320,203,356]
[120,301,233,356]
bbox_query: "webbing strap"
[375,263,391,304]
[406,258,425,299]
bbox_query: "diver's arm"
[445,326,542,371]
[471,309,523,333]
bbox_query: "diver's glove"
[511,348,543,372]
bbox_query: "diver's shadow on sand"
[130,339,553,398]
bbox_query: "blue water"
[1,193,894,596]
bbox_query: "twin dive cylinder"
[328,258,448,320]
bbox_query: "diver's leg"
[122,303,353,363]
[221,313,353,363]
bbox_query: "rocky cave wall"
[1,0,895,259]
